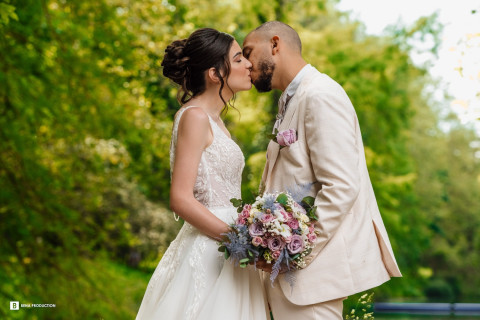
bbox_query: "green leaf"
[240,258,250,263]
[276,193,288,206]
[230,198,243,208]
[268,128,279,142]
[218,245,226,253]
[224,249,230,260]
[302,196,315,207]
[307,207,318,220]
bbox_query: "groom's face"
[243,33,275,93]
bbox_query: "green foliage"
[345,292,375,320]
[424,278,454,302]
[0,1,18,27]
[1,255,151,319]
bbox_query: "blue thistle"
[221,225,259,267]
[270,248,290,284]
[287,182,314,204]
[262,194,277,212]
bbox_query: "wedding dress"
[135,106,268,320]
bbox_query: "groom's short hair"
[254,21,302,53]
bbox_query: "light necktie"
[273,93,291,131]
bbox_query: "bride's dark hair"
[162,28,235,106]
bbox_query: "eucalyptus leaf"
[302,196,315,207]
[230,198,243,208]
[276,193,288,206]
[308,207,318,221]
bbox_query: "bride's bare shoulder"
[177,106,209,127]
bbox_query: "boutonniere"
[268,128,297,148]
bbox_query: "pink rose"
[278,208,289,221]
[261,213,274,223]
[284,235,293,243]
[261,238,269,248]
[307,233,317,243]
[252,236,263,247]
[271,250,281,260]
[241,209,250,219]
[276,129,297,147]
[243,204,252,211]
[236,217,246,225]
[287,234,304,254]
[287,218,299,230]
[248,222,265,236]
[267,236,286,252]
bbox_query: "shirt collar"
[284,64,314,98]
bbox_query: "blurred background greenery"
[1,0,479,319]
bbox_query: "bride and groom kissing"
[135,21,402,320]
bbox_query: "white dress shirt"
[274,64,315,130]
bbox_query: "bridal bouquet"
[218,191,319,283]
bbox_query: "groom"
[243,21,402,319]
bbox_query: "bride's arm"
[170,107,230,240]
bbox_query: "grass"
[2,255,152,320]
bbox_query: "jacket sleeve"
[302,84,361,266]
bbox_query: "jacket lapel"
[264,67,318,191]
[265,93,299,190]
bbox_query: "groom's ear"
[271,36,280,55]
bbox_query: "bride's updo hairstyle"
[162,28,235,105]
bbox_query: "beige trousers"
[265,279,345,320]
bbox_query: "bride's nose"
[245,59,252,69]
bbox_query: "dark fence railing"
[374,303,480,316]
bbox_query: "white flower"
[269,220,291,238]
[273,209,286,222]
[279,226,292,239]
[250,208,262,219]
[300,222,309,234]
[299,213,309,223]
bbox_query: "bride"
[135,28,268,320]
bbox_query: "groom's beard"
[253,59,275,93]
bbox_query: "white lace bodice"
[169,106,245,208]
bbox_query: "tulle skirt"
[135,206,269,320]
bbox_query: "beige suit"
[261,68,401,315]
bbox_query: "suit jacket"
[261,67,402,305]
